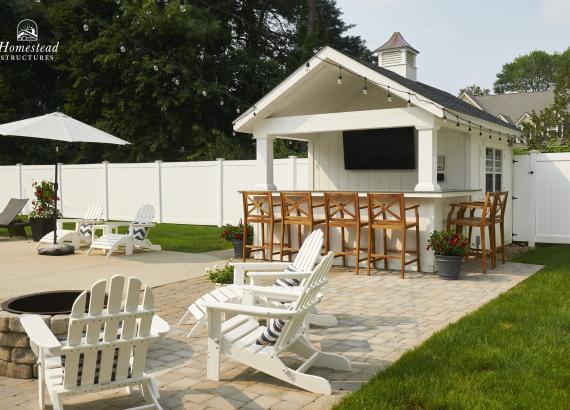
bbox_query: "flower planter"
[29,217,55,242]
[435,254,463,280]
[232,239,251,259]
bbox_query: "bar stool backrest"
[324,192,361,223]
[243,191,275,222]
[367,193,405,226]
[280,192,315,222]
[494,191,508,222]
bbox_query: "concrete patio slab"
[0,251,542,410]
[0,237,231,300]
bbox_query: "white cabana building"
[233,32,522,272]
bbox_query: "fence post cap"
[154,159,163,163]
[216,158,224,161]
[288,155,298,159]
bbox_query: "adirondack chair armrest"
[239,285,299,301]
[151,315,170,336]
[19,315,61,355]
[230,261,291,271]
[247,271,311,279]
[202,301,297,319]
[130,223,156,228]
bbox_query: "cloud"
[541,0,570,24]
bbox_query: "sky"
[335,0,570,95]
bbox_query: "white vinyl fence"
[0,157,308,226]
[513,151,570,246]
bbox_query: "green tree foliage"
[522,48,570,152]
[458,84,490,97]
[0,0,369,165]
[494,50,559,94]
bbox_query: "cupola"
[374,32,419,81]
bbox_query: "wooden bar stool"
[242,191,281,261]
[447,192,497,273]
[324,192,369,274]
[280,192,325,261]
[493,191,508,265]
[366,193,420,278]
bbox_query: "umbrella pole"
[53,146,58,245]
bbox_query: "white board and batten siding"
[513,152,570,245]
[0,158,308,226]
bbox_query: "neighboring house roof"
[356,55,520,130]
[466,90,555,126]
[374,32,419,54]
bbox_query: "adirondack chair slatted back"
[128,204,155,241]
[273,252,334,352]
[0,198,28,225]
[290,229,323,273]
[78,202,104,237]
[63,275,155,388]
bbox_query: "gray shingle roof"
[355,56,520,131]
[468,91,555,124]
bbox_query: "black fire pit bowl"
[0,290,102,315]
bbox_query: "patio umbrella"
[0,112,129,255]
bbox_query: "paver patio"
[0,255,541,410]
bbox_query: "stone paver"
[0,260,542,409]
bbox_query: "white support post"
[17,163,23,199]
[288,155,298,190]
[254,134,277,191]
[528,150,538,248]
[216,158,224,227]
[102,161,110,220]
[415,127,442,192]
[155,160,163,224]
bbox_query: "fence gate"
[513,151,570,246]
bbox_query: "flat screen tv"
[343,127,416,170]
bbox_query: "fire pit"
[0,291,82,379]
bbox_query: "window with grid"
[485,148,502,192]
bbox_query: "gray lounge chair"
[0,198,29,238]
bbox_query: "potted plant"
[205,263,234,286]
[29,180,61,241]
[427,229,469,280]
[220,222,253,258]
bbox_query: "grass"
[0,216,232,254]
[335,245,570,410]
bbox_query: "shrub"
[427,229,469,256]
[205,263,234,284]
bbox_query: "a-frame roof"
[233,46,521,134]
[374,32,419,54]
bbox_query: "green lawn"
[335,245,570,410]
[0,217,231,254]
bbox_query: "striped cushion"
[256,317,287,346]
[78,223,92,237]
[131,222,148,241]
[273,266,301,288]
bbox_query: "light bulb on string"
[179,0,186,12]
[407,93,411,107]
[337,67,342,85]
[456,116,460,127]
[236,107,241,114]
[489,129,492,138]
[362,78,368,95]
[387,86,392,102]
[83,23,89,31]
[468,121,472,132]
[273,50,279,58]
[443,112,447,123]
[219,99,224,106]
[232,131,236,136]
[479,125,482,136]
[201,89,207,97]
[153,64,159,71]
[120,44,126,53]
[305,62,310,71]
[173,77,180,86]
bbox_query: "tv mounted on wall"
[342,127,416,170]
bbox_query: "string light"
[468,121,471,132]
[305,61,310,71]
[479,125,482,136]
[172,77,179,85]
[236,107,241,114]
[362,77,368,95]
[83,23,89,31]
[219,99,224,106]
[443,112,447,123]
[387,86,392,102]
[201,89,207,97]
[153,64,159,71]
[120,44,126,53]
[337,67,343,85]
[407,93,411,107]
[456,115,460,127]
[179,0,186,12]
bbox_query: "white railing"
[0,157,308,226]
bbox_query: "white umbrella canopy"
[0,112,129,145]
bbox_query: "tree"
[458,84,490,96]
[0,0,370,165]
[494,50,558,94]
[522,48,570,151]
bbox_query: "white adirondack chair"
[203,252,351,394]
[20,275,170,410]
[37,202,104,249]
[86,204,161,257]
[178,230,337,338]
